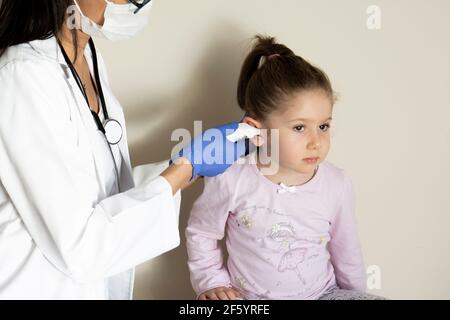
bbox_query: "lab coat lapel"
[84,44,135,192]
[56,40,126,198]
[65,72,112,196]
[38,36,135,195]
[30,37,109,197]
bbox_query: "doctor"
[0,0,248,299]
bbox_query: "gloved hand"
[171,122,252,179]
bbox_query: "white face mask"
[73,0,152,41]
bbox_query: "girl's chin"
[278,165,317,176]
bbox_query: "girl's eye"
[293,125,305,132]
[320,124,331,132]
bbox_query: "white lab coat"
[0,37,181,299]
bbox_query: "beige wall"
[97,0,450,299]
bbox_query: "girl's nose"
[307,133,321,150]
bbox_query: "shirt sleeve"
[132,161,181,227]
[0,61,180,283]
[185,173,234,297]
[328,171,367,292]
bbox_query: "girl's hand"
[198,286,242,300]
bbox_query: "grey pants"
[319,287,386,300]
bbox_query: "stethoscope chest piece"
[104,118,123,145]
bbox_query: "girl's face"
[249,89,333,177]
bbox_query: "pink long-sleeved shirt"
[186,152,366,300]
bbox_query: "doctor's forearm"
[161,158,194,194]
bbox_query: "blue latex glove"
[171,122,251,179]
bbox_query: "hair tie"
[258,53,281,69]
[267,53,280,60]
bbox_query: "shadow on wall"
[127,22,248,299]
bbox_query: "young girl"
[186,36,383,300]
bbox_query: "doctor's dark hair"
[0,0,75,57]
[237,35,336,120]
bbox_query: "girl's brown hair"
[237,35,335,120]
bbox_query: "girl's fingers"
[206,293,219,300]
[216,291,230,300]
[225,289,238,300]
[231,287,242,297]
[199,287,238,300]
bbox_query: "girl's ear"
[242,116,265,147]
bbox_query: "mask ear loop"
[73,0,86,19]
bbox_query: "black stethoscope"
[58,38,123,145]
[58,38,122,192]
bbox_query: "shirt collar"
[27,35,93,67]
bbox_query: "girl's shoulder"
[202,154,258,198]
[320,161,348,179]
[318,161,353,193]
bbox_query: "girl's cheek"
[278,134,293,150]
[284,131,303,145]
[279,134,304,156]
[321,135,331,147]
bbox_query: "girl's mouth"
[303,157,319,164]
